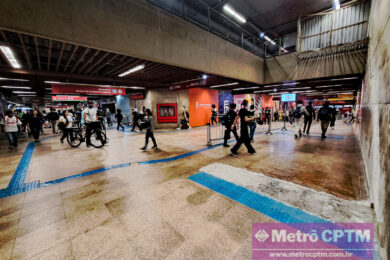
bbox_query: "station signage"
[52,84,126,96]
[169,79,207,91]
[52,96,88,102]
[129,93,144,100]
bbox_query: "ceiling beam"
[103,57,137,77]
[70,47,90,73]
[17,33,32,69]
[33,36,41,70]
[0,30,8,41]
[47,39,52,71]
[87,53,119,76]
[0,67,168,87]
[83,52,109,75]
[55,42,65,72]
[63,45,79,72]
[78,50,100,74]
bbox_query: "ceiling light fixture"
[0,46,21,69]
[264,35,276,45]
[0,77,29,82]
[18,94,37,97]
[223,5,246,23]
[118,64,145,77]
[264,84,281,88]
[1,86,32,89]
[202,74,208,80]
[209,82,239,88]
[12,91,36,94]
[232,86,259,91]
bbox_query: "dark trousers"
[51,120,57,133]
[145,129,157,148]
[132,119,140,131]
[85,123,102,145]
[106,117,112,127]
[231,132,255,154]
[321,120,330,137]
[31,127,40,140]
[265,116,271,125]
[117,120,124,130]
[211,116,217,125]
[60,128,69,142]
[330,119,336,128]
[303,117,312,134]
[6,132,18,147]
[224,125,239,145]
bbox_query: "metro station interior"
[0,0,388,259]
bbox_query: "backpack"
[293,107,302,118]
[222,112,234,126]
[185,111,189,119]
[319,108,329,120]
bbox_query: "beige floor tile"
[12,219,69,259]
[71,219,133,260]
[30,240,74,260]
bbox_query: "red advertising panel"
[157,103,177,123]
[129,93,144,100]
[52,96,88,101]
[52,84,126,95]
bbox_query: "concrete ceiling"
[205,0,349,35]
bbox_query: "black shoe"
[306,132,310,135]
[294,134,298,139]
[230,150,238,156]
[152,146,157,149]
[248,151,256,155]
[321,135,327,138]
[140,147,146,150]
[60,139,64,143]
[223,144,229,147]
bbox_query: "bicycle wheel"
[90,130,106,148]
[67,130,83,148]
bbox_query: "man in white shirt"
[83,102,99,147]
[0,110,22,149]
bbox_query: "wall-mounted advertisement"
[281,94,296,102]
[157,103,177,123]
[52,96,88,102]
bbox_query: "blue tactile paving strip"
[7,142,36,189]
[188,172,329,223]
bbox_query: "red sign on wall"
[157,103,177,123]
[170,79,207,91]
[52,84,126,96]
[129,94,144,100]
[52,96,88,101]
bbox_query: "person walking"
[249,105,259,142]
[58,111,73,143]
[115,109,125,131]
[131,108,140,131]
[264,107,271,125]
[230,100,256,156]
[274,110,279,122]
[83,101,99,147]
[28,110,43,142]
[318,101,333,138]
[330,106,337,130]
[0,110,22,149]
[211,104,218,125]
[47,109,59,134]
[288,108,294,125]
[141,109,157,150]
[105,108,112,127]
[293,101,309,138]
[223,103,239,147]
[303,102,316,134]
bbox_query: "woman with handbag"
[58,111,73,143]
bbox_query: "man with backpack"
[293,100,309,138]
[303,101,316,135]
[223,103,239,147]
[318,101,333,138]
[47,109,59,134]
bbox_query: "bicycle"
[67,122,107,148]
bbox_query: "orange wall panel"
[189,88,219,127]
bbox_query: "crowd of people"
[0,100,350,152]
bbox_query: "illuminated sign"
[52,96,88,101]
[281,94,296,102]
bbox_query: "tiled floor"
[0,121,368,259]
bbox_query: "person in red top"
[0,110,22,149]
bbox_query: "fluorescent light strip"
[118,64,145,77]
[44,81,137,89]
[18,95,37,97]
[0,77,29,82]
[1,86,32,89]
[232,87,259,91]
[264,84,281,88]
[253,90,272,93]
[209,82,239,88]
[264,35,276,45]
[12,91,36,94]
[288,87,311,90]
[223,5,246,24]
[330,77,358,81]
[0,46,21,69]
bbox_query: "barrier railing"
[207,115,226,146]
